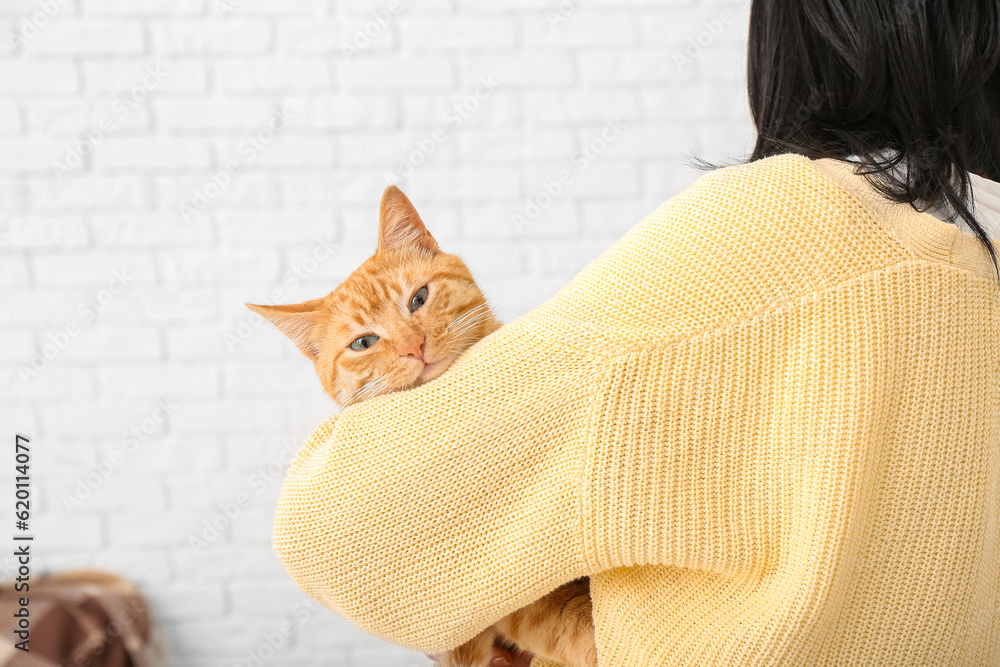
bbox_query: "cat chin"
[415,361,446,385]
[414,352,458,385]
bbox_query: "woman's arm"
[272,314,607,653]
[273,154,900,655]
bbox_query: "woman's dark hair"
[745,0,1000,280]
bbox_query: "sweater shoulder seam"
[612,257,959,358]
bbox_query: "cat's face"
[248,186,499,407]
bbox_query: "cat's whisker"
[341,377,387,407]
[441,333,491,352]
[446,312,495,339]
[446,304,492,333]
[353,384,387,406]
[447,311,490,329]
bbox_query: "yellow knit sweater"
[272,154,1000,666]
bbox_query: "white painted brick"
[278,172,338,204]
[0,255,29,287]
[86,0,203,13]
[221,0,327,12]
[91,213,212,247]
[1,367,94,400]
[167,470,251,509]
[157,173,279,210]
[401,91,519,126]
[0,331,34,362]
[159,248,281,285]
[287,610,365,650]
[174,544,283,582]
[337,201,458,245]
[579,50,690,84]
[38,400,178,438]
[108,510,212,547]
[93,137,212,170]
[570,160,642,197]
[352,646,433,667]
[399,17,517,49]
[98,289,218,325]
[28,175,151,210]
[214,58,333,91]
[228,583,308,615]
[614,122,700,157]
[581,195,680,237]
[0,406,38,438]
[144,584,227,621]
[0,0,74,12]
[160,619,296,656]
[0,138,73,171]
[31,448,100,486]
[0,62,77,92]
[58,327,163,361]
[66,476,168,513]
[338,129,460,166]
[396,165,521,200]
[2,291,87,324]
[84,60,207,93]
[338,55,454,89]
[0,20,16,55]
[276,19,361,53]
[166,323,283,361]
[150,20,271,53]
[526,91,641,124]
[97,363,219,397]
[27,98,150,133]
[313,169,398,204]
[456,127,577,161]
[466,202,576,240]
[24,19,145,55]
[0,101,20,132]
[227,503,282,545]
[222,435,302,469]
[93,550,172,583]
[522,13,637,46]
[224,361,317,397]
[34,512,102,550]
[170,398,286,435]
[31,252,156,285]
[217,209,336,243]
[0,180,27,211]
[154,98,280,130]
[92,436,223,475]
[461,54,573,85]
[696,46,747,82]
[214,135,335,168]
[640,7,748,50]
[284,94,397,128]
[643,85,748,122]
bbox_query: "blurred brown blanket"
[0,570,152,667]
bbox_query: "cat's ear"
[246,299,324,360]
[378,185,440,254]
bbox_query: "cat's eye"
[349,334,379,351]
[409,285,429,313]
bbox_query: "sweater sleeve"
[271,311,608,652]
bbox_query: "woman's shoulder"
[526,153,916,350]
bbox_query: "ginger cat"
[248,186,597,667]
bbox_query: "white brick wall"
[1,0,754,665]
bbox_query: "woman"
[273,1,1000,665]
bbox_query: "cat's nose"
[399,334,425,361]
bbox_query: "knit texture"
[272,153,1000,666]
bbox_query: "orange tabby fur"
[248,186,596,667]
